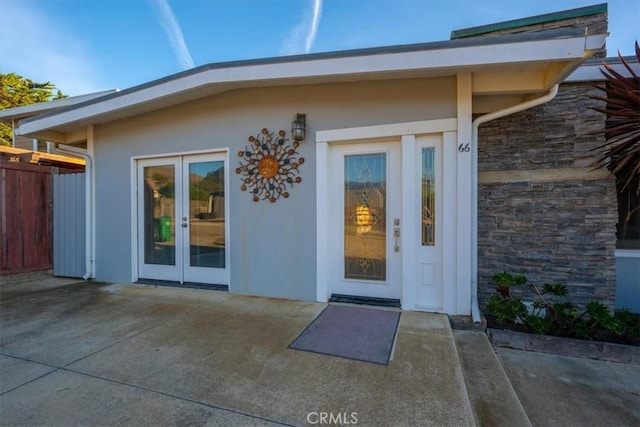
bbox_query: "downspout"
[11,119,16,147]
[54,142,93,280]
[470,84,559,323]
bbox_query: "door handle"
[181,217,188,228]
[393,227,400,252]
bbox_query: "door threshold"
[136,279,228,292]
[329,293,401,308]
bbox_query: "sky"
[1,0,638,96]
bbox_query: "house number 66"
[458,143,470,153]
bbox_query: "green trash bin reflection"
[155,216,172,242]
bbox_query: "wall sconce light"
[291,113,306,141]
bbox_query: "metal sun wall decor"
[236,128,304,202]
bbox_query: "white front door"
[317,121,460,313]
[328,142,402,300]
[137,152,229,285]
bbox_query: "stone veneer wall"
[477,82,618,309]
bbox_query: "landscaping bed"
[484,271,640,362]
[485,312,640,347]
[487,326,640,364]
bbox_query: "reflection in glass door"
[138,157,181,282]
[137,153,228,285]
[143,164,177,266]
[183,157,227,284]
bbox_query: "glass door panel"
[143,165,176,265]
[182,153,229,285]
[421,147,436,246]
[138,157,181,282]
[187,160,226,268]
[344,153,387,281]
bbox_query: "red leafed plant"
[590,42,640,194]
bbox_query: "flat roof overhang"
[0,89,119,122]
[16,28,607,143]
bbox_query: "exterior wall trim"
[616,249,640,259]
[316,142,329,302]
[316,118,457,143]
[401,135,417,309]
[456,73,473,316]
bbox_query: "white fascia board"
[19,36,590,136]
[0,89,119,122]
[567,60,640,82]
[567,64,606,82]
[586,34,608,51]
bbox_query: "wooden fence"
[0,162,79,275]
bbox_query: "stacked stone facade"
[473,7,617,309]
[477,83,618,309]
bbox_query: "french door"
[137,152,229,285]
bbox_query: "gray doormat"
[289,304,401,365]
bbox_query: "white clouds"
[280,0,323,56]
[148,0,194,70]
[0,2,106,96]
[306,0,323,53]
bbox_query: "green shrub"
[614,308,640,343]
[486,271,624,340]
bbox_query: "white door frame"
[316,118,468,314]
[131,149,230,285]
[136,156,183,282]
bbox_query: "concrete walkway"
[1,272,639,426]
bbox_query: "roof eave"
[17,31,605,141]
[567,55,640,82]
[0,89,119,123]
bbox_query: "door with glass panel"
[329,142,402,299]
[137,153,228,285]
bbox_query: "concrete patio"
[1,272,638,426]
